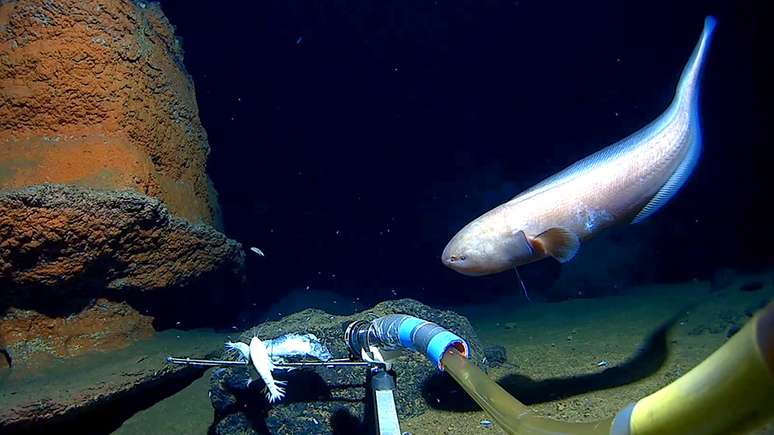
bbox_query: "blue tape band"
[398,317,425,349]
[426,331,467,370]
[610,402,635,435]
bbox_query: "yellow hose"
[442,346,613,434]
[440,301,774,435]
[629,301,774,435]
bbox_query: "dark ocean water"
[157,0,768,310]
[2,2,772,435]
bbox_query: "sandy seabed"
[113,271,774,435]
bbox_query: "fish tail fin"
[633,17,716,224]
[675,16,716,107]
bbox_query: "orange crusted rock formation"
[0,0,221,227]
[0,0,245,369]
[0,299,154,368]
[0,185,244,367]
[0,185,244,294]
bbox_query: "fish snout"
[441,244,468,270]
[444,254,466,265]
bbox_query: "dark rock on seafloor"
[215,413,262,435]
[0,185,244,295]
[0,185,245,367]
[209,299,488,435]
[0,329,225,434]
[483,345,507,368]
[210,367,252,414]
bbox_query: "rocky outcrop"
[0,328,225,434]
[209,299,488,435]
[0,184,243,296]
[0,0,245,367]
[0,185,245,366]
[0,0,221,227]
[0,298,154,367]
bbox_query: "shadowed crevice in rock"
[0,184,245,366]
[0,185,244,298]
[0,365,208,435]
[0,329,227,434]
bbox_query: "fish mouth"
[441,245,471,272]
[440,246,456,268]
[441,248,460,270]
[441,254,471,274]
[443,256,464,268]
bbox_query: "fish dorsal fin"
[534,228,580,263]
[632,129,701,224]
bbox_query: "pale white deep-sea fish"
[442,17,717,277]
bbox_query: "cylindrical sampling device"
[345,314,470,369]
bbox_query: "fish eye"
[448,255,466,263]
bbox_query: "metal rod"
[166,356,248,367]
[276,359,372,368]
[166,356,374,369]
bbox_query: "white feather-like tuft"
[250,336,285,403]
[264,380,286,403]
[225,341,251,362]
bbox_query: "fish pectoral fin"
[511,230,535,256]
[534,227,580,263]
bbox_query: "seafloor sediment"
[104,270,774,435]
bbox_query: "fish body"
[225,333,332,404]
[264,333,333,361]
[442,17,716,276]
[249,336,286,403]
